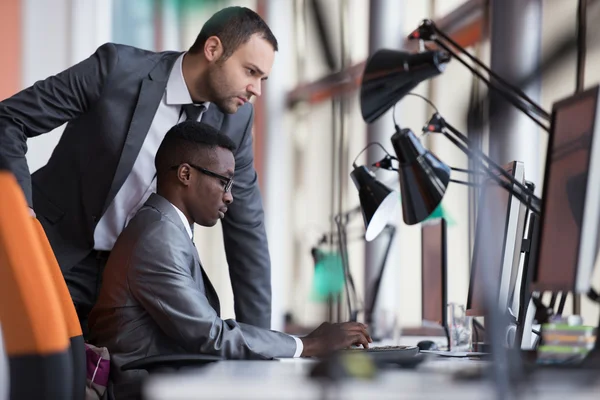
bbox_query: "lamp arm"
[450,178,480,187]
[424,20,550,121]
[450,166,487,175]
[334,214,359,322]
[339,205,363,220]
[435,120,541,215]
[429,22,550,122]
[433,40,550,132]
[442,119,539,204]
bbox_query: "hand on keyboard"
[300,322,372,357]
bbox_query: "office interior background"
[1,0,600,335]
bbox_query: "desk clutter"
[538,320,597,365]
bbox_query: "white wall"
[24,0,113,172]
[22,0,70,172]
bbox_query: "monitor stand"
[515,205,541,349]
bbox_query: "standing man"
[0,6,275,334]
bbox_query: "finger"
[339,322,367,331]
[340,323,372,342]
[346,333,369,349]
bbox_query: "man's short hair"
[188,6,278,60]
[155,121,236,175]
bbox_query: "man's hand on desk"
[300,322,372,357]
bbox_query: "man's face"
[188,147,235,227]
[204,34,275,114]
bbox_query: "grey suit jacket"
[88,194,296,399]
[0,43,271,327]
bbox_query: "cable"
[351,142,392,168]
[391,92,440,128]
[405,92,440,114]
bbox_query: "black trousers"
[63,250,110,339]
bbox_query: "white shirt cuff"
[292,335,304,358]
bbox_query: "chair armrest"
[121,354,222,373]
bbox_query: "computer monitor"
[421,218,447,328]
[532,85,600,294]
[467,161,528,317]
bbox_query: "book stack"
[537,322,597,365]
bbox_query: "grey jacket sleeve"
[127,221,295,359]
[221,107,272,329]
[0,43,119,205]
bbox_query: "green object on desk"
[311,250,345,301]
[424,203,456,226]
[341,352,377,380]
[309,352,377,382]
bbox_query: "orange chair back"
[0,171,72,400]
[31,218,82,338]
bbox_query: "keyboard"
[346,345,412,352]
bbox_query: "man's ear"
[204,36,224,62]
[177,164,192,186]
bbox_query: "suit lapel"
[200,263,221,317]
[201,104,225,132]
[103,53,181,213]
[190,242,221,317]
[146,194,221,316]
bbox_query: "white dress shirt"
[167,202,303,358]
[93,53,208,251]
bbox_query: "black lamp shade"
[350,166,399,241]
[391,128,450,225]
[360,49,450,123]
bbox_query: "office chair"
[32,218,86,400]
[0,324,8,400]
[0,168,73,400]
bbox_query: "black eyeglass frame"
[170,163,233,193]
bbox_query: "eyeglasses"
[171,163,234,193]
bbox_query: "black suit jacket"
[0,43,271,328]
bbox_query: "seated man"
[89,121,371,398]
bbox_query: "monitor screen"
[467,161,527,316]
[532,86,600,293]
[421,219,447,326]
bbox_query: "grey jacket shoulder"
[94,43,181,84]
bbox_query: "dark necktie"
[182,103,206,122]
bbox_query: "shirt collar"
[166,52,211,110]
[169,202,193,239]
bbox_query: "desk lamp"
[408,19,551,133]
[360,49,450,124]
[356,23,550,394]
[358,29,544,223]
[349,165,398,241]
[347,163,398,326]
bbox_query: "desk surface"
[143,355,600,400]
